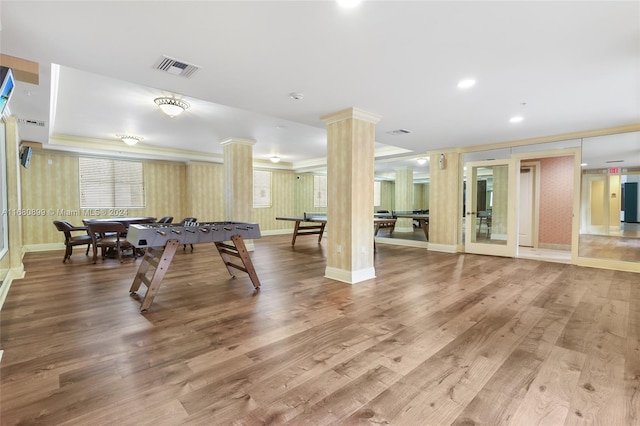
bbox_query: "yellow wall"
[590,180,604,226]
[429,151,461,246]
[20,150,299,245]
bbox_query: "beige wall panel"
[378,181,395,212]
[186,162,225,222]
[429,151,461,246]
[253,170,296,230]
[4,118,22,268]
[223,142,253,223]
[21,151,81,245]
[20,151,187,245]
[294,172,326,217]
[141,162,186,222]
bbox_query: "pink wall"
[530,156,574,245]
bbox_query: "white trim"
[325,266,376,284]
[23,243,65,252]
[260,229,296,236]
[320,107,382,125]
[575,257,640,273]
[427,243,458,253]
[0,265,25,311]
[374,237,428,249]
[219,137,256,147]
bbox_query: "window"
[79,158,144,208]
[373,181,381,206]
[253,170,271,208]
[314,175,327,208]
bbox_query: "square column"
[221,138,255,249]
[321,107,381,284]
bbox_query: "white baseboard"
[23,243,65,252]
[0,265,25,311]
[260,229,297,236]
[427,243,458,253]
[538,243,571,251]
[375,237,428,249]
[325,266,376,284]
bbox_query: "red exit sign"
[609,167,619,174]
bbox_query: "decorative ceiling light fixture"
[270,156,281,163]
[117,134,142,146]
[154,97,190,117]
[416,157,428,165]
[337,0,363,8]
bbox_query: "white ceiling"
[2,1,639,176]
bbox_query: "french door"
[465,159,517,257]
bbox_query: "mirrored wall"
[578,131,640,263]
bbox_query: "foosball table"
[126,221,262,312]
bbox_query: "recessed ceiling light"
[457,79,476,89]
[509,116,524,123]
[337,0,363,8]
[581,163,588,167]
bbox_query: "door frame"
[519,161,541,248]
[464,158,517,257]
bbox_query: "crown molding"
[320,107,382,125]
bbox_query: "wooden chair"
[179,217,197,251]
[87,221,136,263]
[157,216,173,224]
[53,220,92,263]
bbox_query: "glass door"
[465,159,517,257]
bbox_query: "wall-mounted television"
[0,67,16,117]
[20,146,32,168]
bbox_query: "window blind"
[79,158,145,208]
[253,170,271,208]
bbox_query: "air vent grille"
[154,56,200,78]
[17,118,45,127]
[387,129,412,135]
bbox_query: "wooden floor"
[1,235,639,425]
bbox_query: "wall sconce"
[439,153,446,170]
[611,193,617,199]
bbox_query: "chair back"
[180,217,197,224]
[157,216,173,224]
[87,221,127,240]
[54,220,74,233]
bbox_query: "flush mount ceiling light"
[288,92,304,100]
[416,157,428,165]
[116,134,142,146]
[337,0,363,8]
[154,97,190,117]
[270,156,281,163]
[509,116,524,123]
[457,78,476,89]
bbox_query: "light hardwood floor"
[1,235,639,425]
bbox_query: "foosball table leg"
[129,239,181,312]
[215,235,261,289]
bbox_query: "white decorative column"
[394,167,414,232]
[221,138,255,250]
[321,107,381,284]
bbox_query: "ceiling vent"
[154,56,200,78]
[387,129,412,135]
[17,118,45,127]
